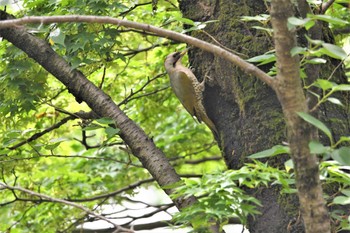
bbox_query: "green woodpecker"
[164,49,218,137]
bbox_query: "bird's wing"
[173,70,219,137]
[172,70,201,121]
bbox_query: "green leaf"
[321,43,347,60]
[246,53,276,65]
[305,58,327,64]
[96,117,115,125]
[291,46,307,56]
[309,140,328,154]
[336,136,350,146]
[304,20,315,30]
[288,17,310,26]
[49,137,68,144]
[333,196,350,205]
[248,145,290,159]
[341,189,350,197]
[241,14,270,22]
[83,123,104,131]
[332,84,350,92]
[313,79,335,91]
[0,148,11,155]
[327,97,343,106]
[251,26,273,34]
[331,147,350,166]
[305,35,324,45]
[105,127,120,139]
[284,159,294,172]
[297,112,333,145]
[171,16,195,25]
[309,14,350,25]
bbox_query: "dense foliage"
[0,0,349,232]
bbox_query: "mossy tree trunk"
[179,0,349,232]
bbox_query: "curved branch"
[321,0,336,14]
[7,110,97,150]
[0,14,275,88]
[8,115,74,150]
[66,178,155,202]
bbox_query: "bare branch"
[321,0,336,14]
[184,156,222,165]
[118,73,166,106]
[122,41,176,57]
[8,115,75,150]
[0,182,133,233]
[66,178,154,202]
[6,110,98,151]
[1,153,142,167]
[119,2,153,17]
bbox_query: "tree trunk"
[179,0,349,232]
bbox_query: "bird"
[164,48,218,138]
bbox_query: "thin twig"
[118,73,166,106]
[199,30,248,58]
[0,182,134,233]
[66,178,155,202]
[8,115,75,150]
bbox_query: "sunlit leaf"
[313,79,335,91]
[309,14,350,25]
[288,17,310,26]
[341,189,350,197]
[291,46,307,56]
[305,58,327,64]
[105,127,120,139]
[96,117,115,125]
[241,14,270,22]
[327,97,343,106]
[305,20,316,30]
[251,26,273,34]
[321,43,347,60]
[284,159,294,172]
[248,145,290,159]
[333,196,350,205]
[309,140,328,154]
[331,147,350,166]
[332,84,350,92]
[246,53,276,65]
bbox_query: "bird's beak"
[179,48,189,57]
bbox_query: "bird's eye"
[173,52,180,58]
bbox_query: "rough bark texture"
[179,1,300,232]
[179,0,349,232]
[271,1,330,233]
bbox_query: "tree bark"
[179,1,300,232]
[179,0,348,232]
[270,1,330,232]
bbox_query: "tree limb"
[0,182,133,233]
[321,0,336,14]
[0,14,275,88]
[270,1,330,233]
